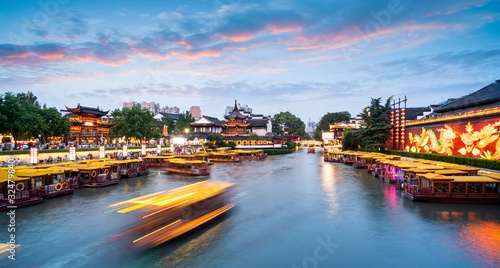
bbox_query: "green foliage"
[0,92,70,143]
[208,133,223,144]
[226,141,236,149]
[175,111,195,133]
[313,111,351,141]
[203,142,214,149]
[39,107,71,143]
[286,141,297,150]
[262,148,294,155]
[110,106,155,142]
[158,114,175,136]
[342,128,360,150]
[249,133,259,137]
[271,111,307,138]
[343,97,392,150]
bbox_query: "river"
[1,149,499,267]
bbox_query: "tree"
[39,107,71,144]
[110,106,155,143]
[313,111,351,141]
[158,114,175,136]
[271,111,307,138]
[226,141,236,149]
[344,97,392,150]
[287,141,297,150]
[175,111,195,133]
[0,92,44,144]
[0,92,71,146]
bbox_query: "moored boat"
[230,149,267,160]
[16,168,75,199]
[143,156,176,168]
[0,170,43,211]
[208,152,240,162]
[402,173,500,203]
[164,159,211,176]
[76,164,119,187]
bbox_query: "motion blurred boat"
[109,181,236,249]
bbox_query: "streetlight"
[185,128,189,134]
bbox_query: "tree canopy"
[175,111,195,133]
[313,111,351,141]
[0,91,70,144]
[110,106,156,142]
[271,111,307,138]
[342,97,393,150]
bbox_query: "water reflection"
[456,221,500,267]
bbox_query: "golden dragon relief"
[406,120,500,159]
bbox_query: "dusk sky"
[1,0,499,122]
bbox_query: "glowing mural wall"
[405,120,500,160]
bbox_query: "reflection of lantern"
[123,145,128,156]
[99,146,105,158]
[141,144,146,155]
[69,147,76,161]
[30,147,38,164]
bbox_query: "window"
[452,183,466,193]
[468,183,482,194]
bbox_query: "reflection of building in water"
[457,221,500,267]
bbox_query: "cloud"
[1,0,499,71]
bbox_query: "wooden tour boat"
[77,164,119,187]
[402,173,500,203]
[110,180,236,249]
[143,156,175,168]
[230,149,267,160]
[164,160,211,176]
[308,147,316,153]
[0,169,43,211]
[16,168,75,199]
[208,152,241,163]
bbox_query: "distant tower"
[190,106,201,120]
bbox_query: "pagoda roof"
[63,104,109,118]
[225,100,248,119]
[248,119,268,127]
[434,80,500,113]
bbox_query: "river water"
[1,149,499,267]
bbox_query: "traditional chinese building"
[62,104,114,145]
[191,116,224,134]
[222,100,250,136]
[399,80,500,159]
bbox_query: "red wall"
[403,119,500,159]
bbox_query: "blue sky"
[1,0,499,122]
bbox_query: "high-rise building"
[225,103,252,116]
[306,118,316,136]
[160,106,180,114]
[123,101,140,109]
[190,106,201,120]
[141,102,160,114]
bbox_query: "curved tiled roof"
[225,100,248,119]
[434,80,500,113]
